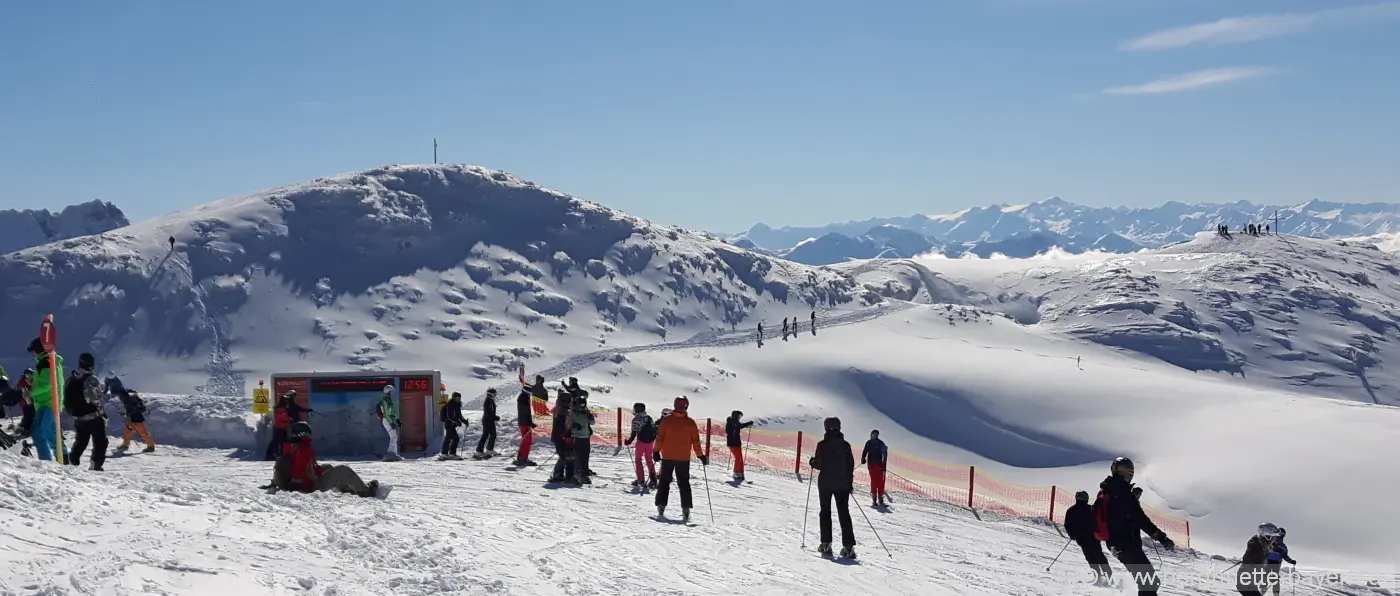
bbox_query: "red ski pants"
[730,446,745,474]
[868,462,887,498]
[518,426,534,461]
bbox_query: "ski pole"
[801,469,815,548]
[1148,538,1164,570]
[854,491,892,559]
[1046,538,1073,571]
[701,457,714,523]
[1218,560,1242,575]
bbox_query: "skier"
[1093,457,1174,595]
[14,368,35,437]
[168,235,175,250]
[0,367,20,424]
[26,337,63,462]
[475,387,499,458]
[548,389,576,482]
[270,421,380,497]
[756,323,764,347]
[809,416,856,559]
[860,429,888,507]
[624,402,658,488]
[115,389,156,452]
[376,385,402,461]
[439,391,467,460]
[1064,490,1112,583]
[654,397,707,521]
[1236,523,1282,595]
[63,352,108,471]
[724,410,754,482]
[266,390,296,460]
[569,391,595,484]
[811,310,816,335]
[514,375,545,466]
[782,317,789,341]
[1265,527,1296,596]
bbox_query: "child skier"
[724,410,754,482]
[1266,528,1296,596]
[439,391,467,460]
[377,385,401,461]
[115,389,156,452]
[270,421,381,497]
[475,387,499,458]
[860,429,889,507]
[624,402,657,488]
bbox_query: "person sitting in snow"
[269,421,380,497]
[1064,490,1112,583]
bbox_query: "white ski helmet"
[1257,523,1280,538]
[383,385,395,396]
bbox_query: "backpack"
[1092,489,1110,541]
[636,415,657,443]
[375,399,384,420]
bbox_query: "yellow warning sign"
[252,387,271,414]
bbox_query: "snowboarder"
[724,410,754,482]
[548,389,576,482]
[624,402,657,488]
[475,388,499,458]
[860,429,888,507]
[811,310,816,336]
[809,416,856,559]
[1236,523,1282,595]
[1265,527,1295,596]
[376,385,402,461]
[1064,490,1112,583]
[63,352,108,471]
[569,391,595,484]
[270,421,380,497]
[654,397,707,521]
[26,337,62,462]
[439,391,467,460]
[515,374,545,466]
[114,388,155,452]
[1094,457,1174,595]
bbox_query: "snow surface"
[0,200,129,255]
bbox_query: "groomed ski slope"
[3,445,1367,596]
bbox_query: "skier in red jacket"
[270,421,380,497]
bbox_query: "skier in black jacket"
[809,417,856,559]
[475,388,499,458]
[1064,490,1112,582]
[1096,457,1174,595]
[63,353,108,471]
[1237,523,1282,595]
[548,389,575,482]
[438,392,468,460]
[514,375,544,466]
[724,410,754,482]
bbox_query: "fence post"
[1185,521,1191,549]
[795,431,804,476]
[1048,485,1058,524]
[616,407,622,447]
[967,466,976,509]
[705,418,712,458]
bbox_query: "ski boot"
[878,496,886,507]
[839,546,856,559]
[382,453,401,462]
[872,497,879,507]
[682,508,690,522]
[647,477,657,490]
[142,445,155,453]
[359,480,380,498]
[657,506,665,517]
[547,474,565,483]
[578,475,592,485]
[817,542,833,557]
[631,479,644,488]
[437,453,451,461]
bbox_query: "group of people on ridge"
[1,339,157,467]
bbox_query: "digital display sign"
[311,377,395,393]
[401,377,432,392]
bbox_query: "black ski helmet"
[731,410,742,419]
[633,402,646,413]
[78,352,96,370]
[26,337,42,354]
[1075,490,1089,503]
[823,417,841,433]
[1111,457,1135,480]
[485,388,496,397]
[451,392,462,400]
[870,429,879,438]
[289,421,312,440]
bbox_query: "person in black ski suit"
[724,410,754,482]
[1237,523,1282,595]
[475,388,499,457]
[64,353,109,471]
[1064,490,1112,582]
[809,417,857,558]
[548,389,575,482]
[1096,457,1174,595]
[439,392,467,459]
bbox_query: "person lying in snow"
[266,421,380,497]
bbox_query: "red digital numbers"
[402,378,430,392]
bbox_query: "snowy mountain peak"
[0,164,870,395]
[0,199,130,254]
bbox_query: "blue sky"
[2,0,1397,232]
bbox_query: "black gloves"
[699,455,709,466]
[653,451,662,462]
[1155,532,1175,551]
[624,438,633,446]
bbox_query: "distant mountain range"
[727,197,1400,264]
[0,200,130,255]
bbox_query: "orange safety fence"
[527,406,1190,548]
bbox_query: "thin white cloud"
[1122,2,1400,51]
[1102,67,1276,95]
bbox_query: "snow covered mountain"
[838,232,1400,405]
[0,165,868,396]
[0,199,130,255]
[733,197,1400,254]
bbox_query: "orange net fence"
[529,406,1190,548]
